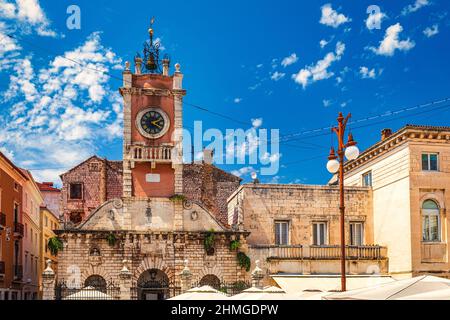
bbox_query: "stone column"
[119,260,133,300]
[122,61,133,198]
[179,259,192,294]
[251,260,264,289]
[42,259,56,300]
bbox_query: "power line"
[274,98,450,144]
[5,33,450,145]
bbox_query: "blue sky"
[0,0,449,185]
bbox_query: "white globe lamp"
[345,145,360,161]
[327,159,340,174]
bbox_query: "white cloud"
[234,97,242,104]
[323,99,332,107]
[401,0,430,15]
[320,3,351,28]
[423,24,439,37]
[0,32,123,184]
[231,166,255,178]
[292,42,345,88]
[252,118,263,128]
[0,146,15,160]
[261,152,281,164]
[370,23,415,56]
[270,71,285,81]
[281,53,298,67]
[366,9,386,30]
[319,39,329,48]
[0,0,57,37]
[359,66,376,79]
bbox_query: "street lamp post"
[326,112,360,292]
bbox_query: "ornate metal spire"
[135,17,170,74]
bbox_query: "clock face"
[136,108,170,139]
[140,110,165,135]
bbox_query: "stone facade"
[343,125,450,279]
[48,26,249,300]
[228,184,388,285]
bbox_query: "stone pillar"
[162,58,170,76]
[179,259,192,294]
[42,259,56,300]
[122,62,133,198]
[119,260,132,300]
[134,57,142,75]
[251,260,264,289]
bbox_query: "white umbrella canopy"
[399,288,450,300]
[169,285,228,300]
[295,290,332,300]
[324,276,450,300]
[229,286,299,300]
[63,286,113,300]
[228,287,265,300]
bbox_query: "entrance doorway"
[136,269,170,300]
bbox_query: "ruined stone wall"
[60,157,122,223]
[183,163,241,225]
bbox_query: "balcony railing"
[249,245,387,260]
[14,222,24,237]
[0,261,5,275]
[14,265,23,280]
[130,145,173,163]
[0,212,5,229]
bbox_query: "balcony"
[0,261,5,276]
[0,212,5,230]
[421,242,447,263]
[130,145,173,163]
[250,245,387,260]
[249,245,388,275]
[14,222,24,238]
[13,265,23,280]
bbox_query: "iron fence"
[55,279,120,300]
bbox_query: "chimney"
[381,128,392,141]
[162,58,170,76]
[100,159,107,204]
[134,57,142,75]
[202,149,214,165]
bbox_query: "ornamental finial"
[148,17,155,42]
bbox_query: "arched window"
[422,200,440,242]
[84,275,107,292]
[199,274,221,290]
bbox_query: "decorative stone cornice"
[119,87,186,97]
[344,126,450,174]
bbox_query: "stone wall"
[228,184,373,246]
[60,156,122,224]
[183,163,241,225]
[60,159,240,226]
[54,231,249,299]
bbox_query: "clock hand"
[151,120,163,129]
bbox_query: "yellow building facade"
[39,205,59,295]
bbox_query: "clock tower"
[120,21,185,198]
